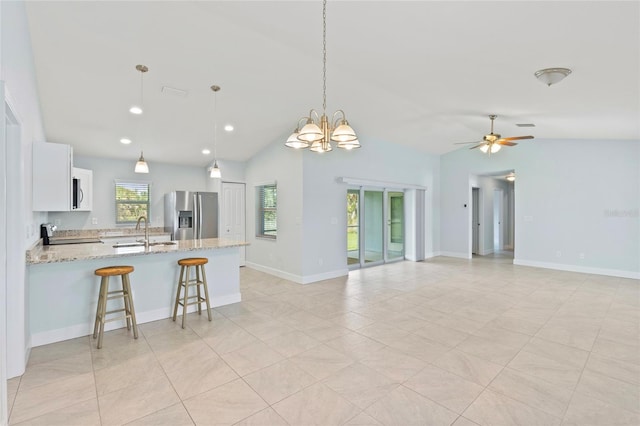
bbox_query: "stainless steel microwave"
[72,177,83,209]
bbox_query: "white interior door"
[221,182,246,266]
[472,187,480,255]
[493,188,503,251]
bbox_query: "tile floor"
[6,255,640,425]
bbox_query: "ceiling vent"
[161,86,188,98]
[516,123,536,127]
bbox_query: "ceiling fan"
[455,115,534,154]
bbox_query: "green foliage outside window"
[257,184,277,238]
[115,182,150,223]
[347,191,359,251]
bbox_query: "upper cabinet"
[33,142,93,212]
[33,142,72,211]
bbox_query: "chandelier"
[285,0,359,152]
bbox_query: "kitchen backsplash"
[54,227,167,238]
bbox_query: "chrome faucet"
[135,216,149,249]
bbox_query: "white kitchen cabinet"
[72,167,93,211]
[33,142,73,211]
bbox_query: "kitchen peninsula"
[27,237,248,347]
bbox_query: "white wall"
[1,0,48,379]
[441,139,640,278]
[244,141,304,279]
[206,159,246,193]
[50,155,215,230]
[301,139,440,280]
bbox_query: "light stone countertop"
[27,238,249,265]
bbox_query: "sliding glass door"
[363,190,385,265]
[387,191,404,261]
[347,190,360,266]
[347,188,404,269]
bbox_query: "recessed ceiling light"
[129,106,143,115]
[224,124,234,132]
[120,138,132,144]
[202,149,211,155]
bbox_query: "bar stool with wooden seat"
[172,257,212,328]
[93,265,138,349]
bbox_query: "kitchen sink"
[112,241,177,248]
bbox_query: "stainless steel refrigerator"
[164,191,219,240]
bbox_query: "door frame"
[221,181,246,266]
[1,82,25,424]
[471,187,480,255]
[493,188,504,252]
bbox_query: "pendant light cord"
[214,89,218,160]
[322,0,327,115]
[140,70,144,109]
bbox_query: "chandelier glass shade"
[284,0,359,153]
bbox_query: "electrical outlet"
[318,258,324,266]
[92,217,98,225]
[579,253,585,259]
[556,251,562,258]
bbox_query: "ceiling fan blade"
[469,143,486,150]
[502,135,534,141]
[497,141,518,146]
[454,141,482,145]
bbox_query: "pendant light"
[130,65,148,114]
[132,64,150,173]
[284,0,359,152]
[135,151,149,173]
[209,85,222,179]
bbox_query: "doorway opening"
[472,187,480,255]
[469,172,516,260]
[347,188,405,269]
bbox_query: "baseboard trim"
[301,268,349,284]
[439,251,471,259]
[31,292,242,347]
[245,262,302,283]
[245,262,348,285]
[513,259,640,280]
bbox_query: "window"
[115,181,150,224]
[257,184,277,238]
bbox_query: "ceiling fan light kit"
[535,67,572,86]
[284,0,359,153]
[454,114,534,155]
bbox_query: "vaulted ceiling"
[25,1,639,167]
